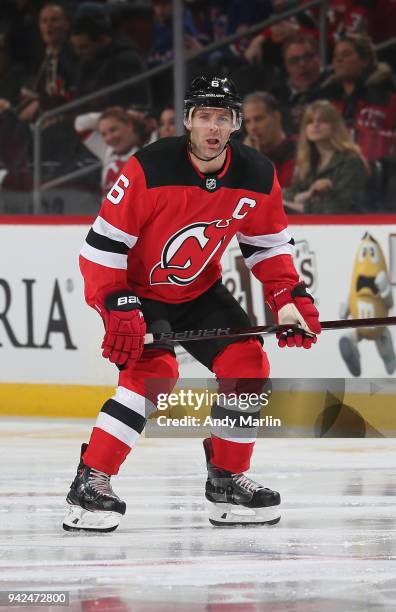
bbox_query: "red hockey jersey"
[80,136,298,308]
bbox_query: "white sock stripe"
[210,426,257,443]
[217,396,262,414]
[113,386,157,417]
[95,412,140,447]
[93,216,138,249]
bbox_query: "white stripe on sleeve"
[237,228,292,248]
[93,216,138,248]
[80,242,128,269]
[244,243,295,270]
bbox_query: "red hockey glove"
[97,290,146,367]
[267,282,321,349]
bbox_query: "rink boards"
[0,381,394,437]
[0,215,395,435]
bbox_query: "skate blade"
[62,504,122,533]
[207,501,281,527]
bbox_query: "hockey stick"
[144,316,396,344]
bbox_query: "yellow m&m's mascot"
[339,233,395,376]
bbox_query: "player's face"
[333,41,368,81]
[98,117,138,154]
[305,111,332,144]
[243,101,279,152]
[285,43,321,91]
[39,5,69,47]
[158,108,176,138]
[189,107,234,160]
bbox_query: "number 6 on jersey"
[107,173,130,205]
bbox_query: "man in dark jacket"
[0,1,77,185]
[273,32,329,135]
[70,11,150,111]
[242,91,296,188]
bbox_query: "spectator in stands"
[148,0,271,103]
[75,106,145,194]
[299,0,372,44]
[0,1,75,122]
[321,34,396,160]
[272,32,329,135]
[158,106,176,138]
[232,22,295,97]
[193,0,274,63]
[283,100,369,214]
[242,91,296,188]
[330,0,372,38]
[149,0,200,66]
[148,0,204,108]
[0,1,76,183]
[126,109,159,145]
[70,10,149,111]
[242,0,372,69]
[244,19,299,67]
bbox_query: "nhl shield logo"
[206,178,217,191]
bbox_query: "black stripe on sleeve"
[101,399,147,433]
[238,238,295,259]
[85,228,129,254]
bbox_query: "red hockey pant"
[83,338,270,475]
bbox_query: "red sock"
[210,435,254,473]
[83,427,131,475]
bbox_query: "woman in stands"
[75,106,145,194]
[321,34,396,160]
[283,99,369,214]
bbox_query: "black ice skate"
[62,444,126,533]
[203,438,281,527]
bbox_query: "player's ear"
[184,107,193,131]
[232,110,242,132]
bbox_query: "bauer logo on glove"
[267,282,321,348]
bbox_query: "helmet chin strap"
[188,139,229,163]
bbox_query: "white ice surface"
[0,418,396,611]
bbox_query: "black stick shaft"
[144,316,396,344]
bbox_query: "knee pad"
[119,349,179,404]
[213,338,270,378]
[212,338,270,396]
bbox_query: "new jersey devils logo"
[150,220,231,286]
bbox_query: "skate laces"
[232,473,263,493]
[89,468,113,496]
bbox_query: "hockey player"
[63,76,321,532]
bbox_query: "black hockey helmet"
[184,76,242,130]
